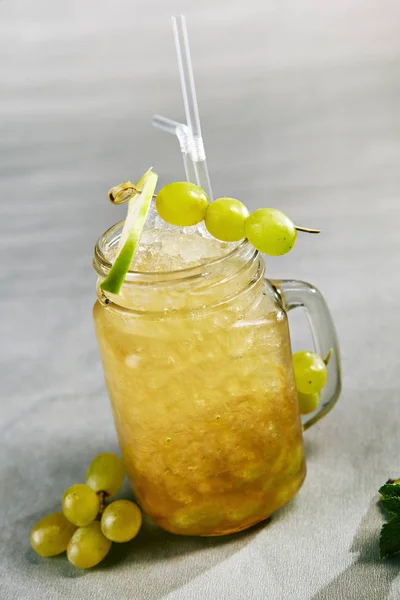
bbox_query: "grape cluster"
[155,182,312,256]
[30,453,142,569]
[292,351,329,415]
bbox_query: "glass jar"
[93,222,341,536]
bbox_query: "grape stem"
[323,349,333,365]
[97,491,107,517]
[295,226,321,234]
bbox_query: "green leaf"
[379,484,400,499]
[381,497,400,516]
[380,516,400,558]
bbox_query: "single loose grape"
[62,484,100,527]
[86,452,125,498]
[245,208,297,255]
[293,350,328,394]
[67,521,112,569]
[101,500,142,543]
[156,182,209,226]
[297,391,321,415]
[204,197,249,242]
[30,511,77,557]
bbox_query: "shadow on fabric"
[312,499,400,600]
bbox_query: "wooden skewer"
[295,226,321,234]
[108,182,157,204]
[107,182,322,237]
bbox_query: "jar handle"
[272,279,342,431]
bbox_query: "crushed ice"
[106,200,239,273]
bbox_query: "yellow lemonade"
[93,222,305,536]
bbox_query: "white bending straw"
[171,15,213,200]
[152,115,196,183]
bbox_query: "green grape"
[101,500,142,543]
[67,521,112,569]
[62,484,100,527]
[293,350,328,394]
[297,391,320,415]
[245,208,297,255]
[86,452,125,498]
[156,182,209,226]
[204,197,249,242]
[30,511,77,557]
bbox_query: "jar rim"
[93,220,257,286]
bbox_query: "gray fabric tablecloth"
[1,1,400,598]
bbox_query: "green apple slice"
[100,169,158,294]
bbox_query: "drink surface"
[94,219,305,535]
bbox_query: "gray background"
[1,0,400,598]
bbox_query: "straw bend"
[171,15,213,200]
